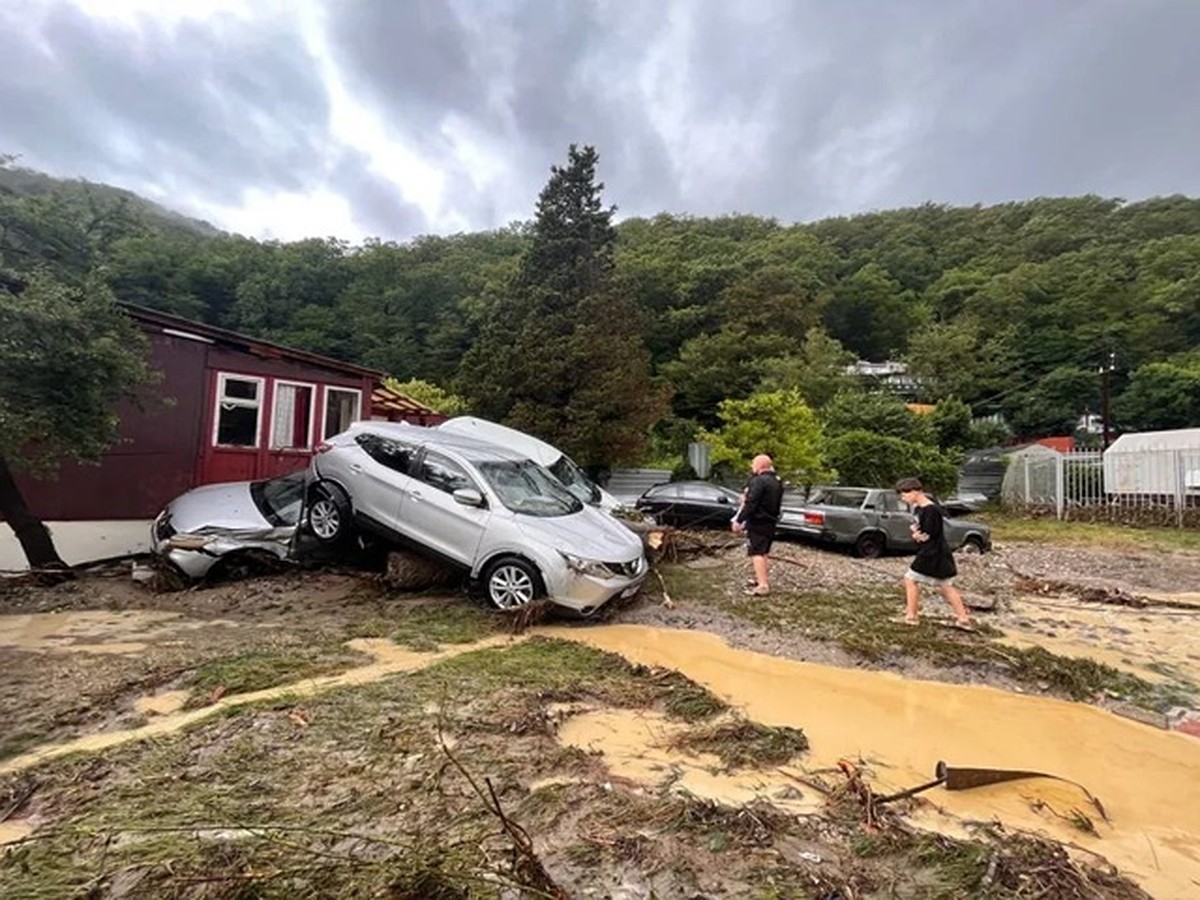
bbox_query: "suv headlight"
[559,552,616,579]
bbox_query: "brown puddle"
[0,821,33,847]
[543,624,1200,899]
[0,610,238,656]
[556,707,822,816]
[133,690,191,716]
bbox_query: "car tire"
[854,532,886,559]
[482,556,543,610]
[961,535,986,554]
[307,482,352,544]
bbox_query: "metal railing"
[1001,448,1200,527]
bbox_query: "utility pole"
[1099,351,1116,449]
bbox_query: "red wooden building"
[13,304,442,522]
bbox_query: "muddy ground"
[2,530,1199,898]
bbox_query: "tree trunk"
[0,451,71,578]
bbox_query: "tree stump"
[383,550,458,591]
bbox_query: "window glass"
[815,489,868,508]
[417,451,476,494]
[355,434,414,474]
[548,455,601,504]
[271,383,313,450]
[216,375,261,447]
[224,379,258,401]
[679,483,725,502]
[251,471,307,525]
[479,461,583,517]
[324,388,361,439]
[649,484,681,499]
[879,492,904,512]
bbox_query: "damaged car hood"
[516,508,643,562]
[165,482,270,533]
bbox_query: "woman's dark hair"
[895,477,923,493]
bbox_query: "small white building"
[1104,428,1200,496]
[845,360,921,396]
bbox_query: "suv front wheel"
[483,556,543,610]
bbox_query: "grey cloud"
[0,3,333,200]
[3,0,1198,242]
[327,150,429,239]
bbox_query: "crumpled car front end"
[151,474,305,580]
[513,508,650,616]
[153,514,296,579]
[545,550,649,615]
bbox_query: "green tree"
[824,430,959,494]
[697,390,828,485]
[821,389,936,445]
[1113,360,1200,431]
[0,276,156,571]
[759,326,857,409]
[385,377,470,417]
[929,396,974,450]
[457,145,668,466]
[1004,365,1098,437]
[823,262,917,361]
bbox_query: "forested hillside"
[4,159,1199,455]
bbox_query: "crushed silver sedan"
[151,471,306,579]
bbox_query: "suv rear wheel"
[960,535,986,554]
[854,531,886,559]
[483,556,542,610]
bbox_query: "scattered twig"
[0,780,37,824]
[651,567,674,609]
[436,722,567,899]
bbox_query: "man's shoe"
[743,584,770,596]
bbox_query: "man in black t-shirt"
[732,454,784,596]
[895,477,973,630]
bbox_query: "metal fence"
[1001,447,1200,527]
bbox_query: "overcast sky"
[3,0,1197,243]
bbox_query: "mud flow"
[545,623,1200,899]
[3,573,1200,896]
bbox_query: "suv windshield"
[250,471,306,525]
[479,461,584,517]
[548,455,601,505]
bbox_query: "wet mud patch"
[0,634,1152,899]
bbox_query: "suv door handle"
[349,463,363,473]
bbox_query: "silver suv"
[306,422,648,615]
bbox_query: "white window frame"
[322,386,363,440]
[269,379,317,452]
[213,372,265,448]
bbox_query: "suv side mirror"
[453,488,485,508]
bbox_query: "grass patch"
[985,514,1200,553]
[386,601,502,651]
[657,671,729,722]
[182,643,362,707]
[0,729,45,762]
[670,720,808,769]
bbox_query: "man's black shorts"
[745,525,775,556]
